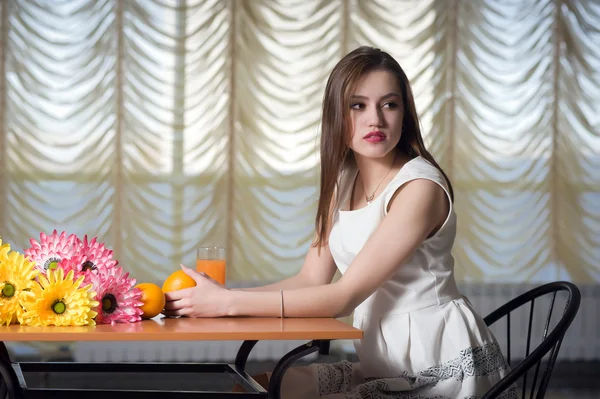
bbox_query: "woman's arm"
[234,274,313,292]
[162,244,338,317]
[235,242,338,291]
[163,179,448,318]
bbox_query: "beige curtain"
[0,0,598,288]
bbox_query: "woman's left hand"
[162,265,231,318]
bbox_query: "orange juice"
[196,259,226,285]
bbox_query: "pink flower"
[80,235,114,264]
[88,267,143,324]
[57,254,110,287]
[24,230,80,275]
[75,235,118,277]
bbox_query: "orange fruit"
[135,283,165,319]
[162,270,196,293]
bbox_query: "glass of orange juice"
[196,246,226,285]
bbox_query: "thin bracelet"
[280,289,284,318]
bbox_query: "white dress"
[275,156,517,399]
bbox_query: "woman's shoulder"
[387,156,446,189]
[383,156,451,213]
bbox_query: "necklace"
[363,160,395,205]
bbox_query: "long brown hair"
[313,46,454,248]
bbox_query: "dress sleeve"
[382,158,453,216]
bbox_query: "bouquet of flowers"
[0,231,143,326]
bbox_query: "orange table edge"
[0,317,363,342]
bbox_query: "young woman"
[163,46,514,398]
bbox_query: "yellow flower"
[0,237,10,263]
[0,250,39,326]
[21,268,99,327]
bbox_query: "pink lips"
[364,131,386,143]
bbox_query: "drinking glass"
[196,246,226,285]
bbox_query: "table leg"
[0,342,9,360]
[0,342,23,399]
[268,340,329,399]
[234,340,258,371]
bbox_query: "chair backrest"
[481,281,581,399]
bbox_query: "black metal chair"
[482,281,581,399]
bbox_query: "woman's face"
[348,69,404,159]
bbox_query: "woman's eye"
[350,103,364,110]
[383,102,398,109]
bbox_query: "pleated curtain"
[0,0,598,286]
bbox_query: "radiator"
[72,283,598,363]
[73,339,317,363]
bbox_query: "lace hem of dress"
[316,342,515,399]
[345,391,517,399]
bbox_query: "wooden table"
[0,317,362,398]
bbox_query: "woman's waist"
[355,294,463,317]
[353,282,463,317]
